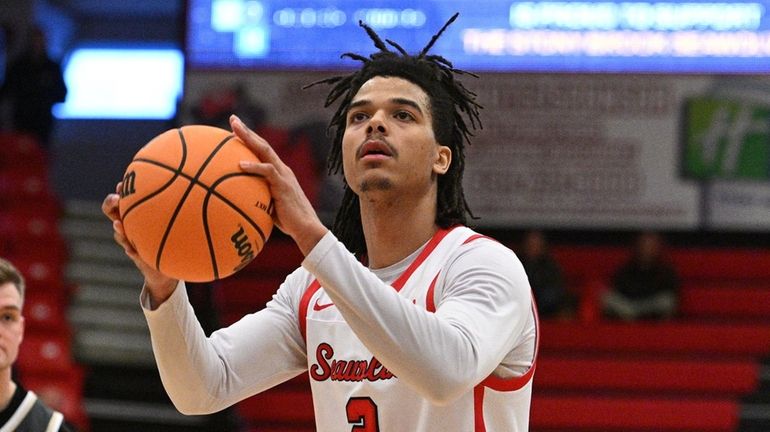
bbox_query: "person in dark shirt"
[0,258,73,431]
[602,231,680,320]
[0,26,67,148]
[519,230,572,319]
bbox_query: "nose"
[366,111,387,135]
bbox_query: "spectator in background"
[0,25,67,148]
[603,231,680,321]
[0,258,73,431]
[519,230,573,319]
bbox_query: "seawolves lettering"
[310,342,395,383]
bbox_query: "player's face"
[342,76,451,197]
[0,282,23,372]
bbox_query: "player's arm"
[304,234,533,405]
[141,271,308,415]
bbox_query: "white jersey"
[141,226,538,432]
[300,226,538,431]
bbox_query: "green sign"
[683,98,770,180]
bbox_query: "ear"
[433,145,451,175]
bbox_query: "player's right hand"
[230,115,329,256]
[102,182,179,307]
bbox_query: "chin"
[360,177,394,192]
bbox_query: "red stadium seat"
[535,355,760,396]
[551,245,628,288]
[671,248,770,281]
[239,236,303,277]
[0,132,46,169]
[0,170,53,202]
[552,245,770,287]
[213,275,285,325]
[540,321,770,356]
[680,283,770,319]
[17,333,75,376]
[0,197,62,216]
[532,395,739,431]
[0,210,60,240]
[7,256,66,293]
[22,291,68,334]
[0,203,65,261]
[236,384,314,424]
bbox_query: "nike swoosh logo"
[313,299,334,311]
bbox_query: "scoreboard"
[186,0,770,73]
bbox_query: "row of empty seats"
[538,245,770,431]
[0,132,88,431]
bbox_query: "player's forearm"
[141,281,232,414]
[141,279,309,414]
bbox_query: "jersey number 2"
[346,397,380,431]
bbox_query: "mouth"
[357,139,394,161]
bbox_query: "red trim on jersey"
[480,299,540,392]
[391,227,455,291]
[473,385,487,432]
[462,234,494,245]
[472,301,539,431]
[298,279,322,341]
[425,274,439,313]
[425,233,494,314]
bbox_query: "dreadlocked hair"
[305,13,483,256]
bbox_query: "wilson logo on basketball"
[230,226,254,271]
[121,171,136,197]
[310,342,396,383]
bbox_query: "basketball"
[118,125,273,282]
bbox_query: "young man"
[0,258,71,432]
[103,15,538,431]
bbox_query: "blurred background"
[1,0,770,431]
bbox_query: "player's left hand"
[231,115,328,256]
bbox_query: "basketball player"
[102,14,538,431]
[0,258,72,432]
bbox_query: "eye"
[394,110,415,121]
[348,112,368,124]
[1,313,17,323]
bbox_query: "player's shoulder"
[444,226,522,270]
[439,227,530,299]
[450,226,516,256]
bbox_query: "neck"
[0,371,15,411]
[359,188,439,269]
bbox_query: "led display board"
[187,0,770,73]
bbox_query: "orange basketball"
[118,125,273,282]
